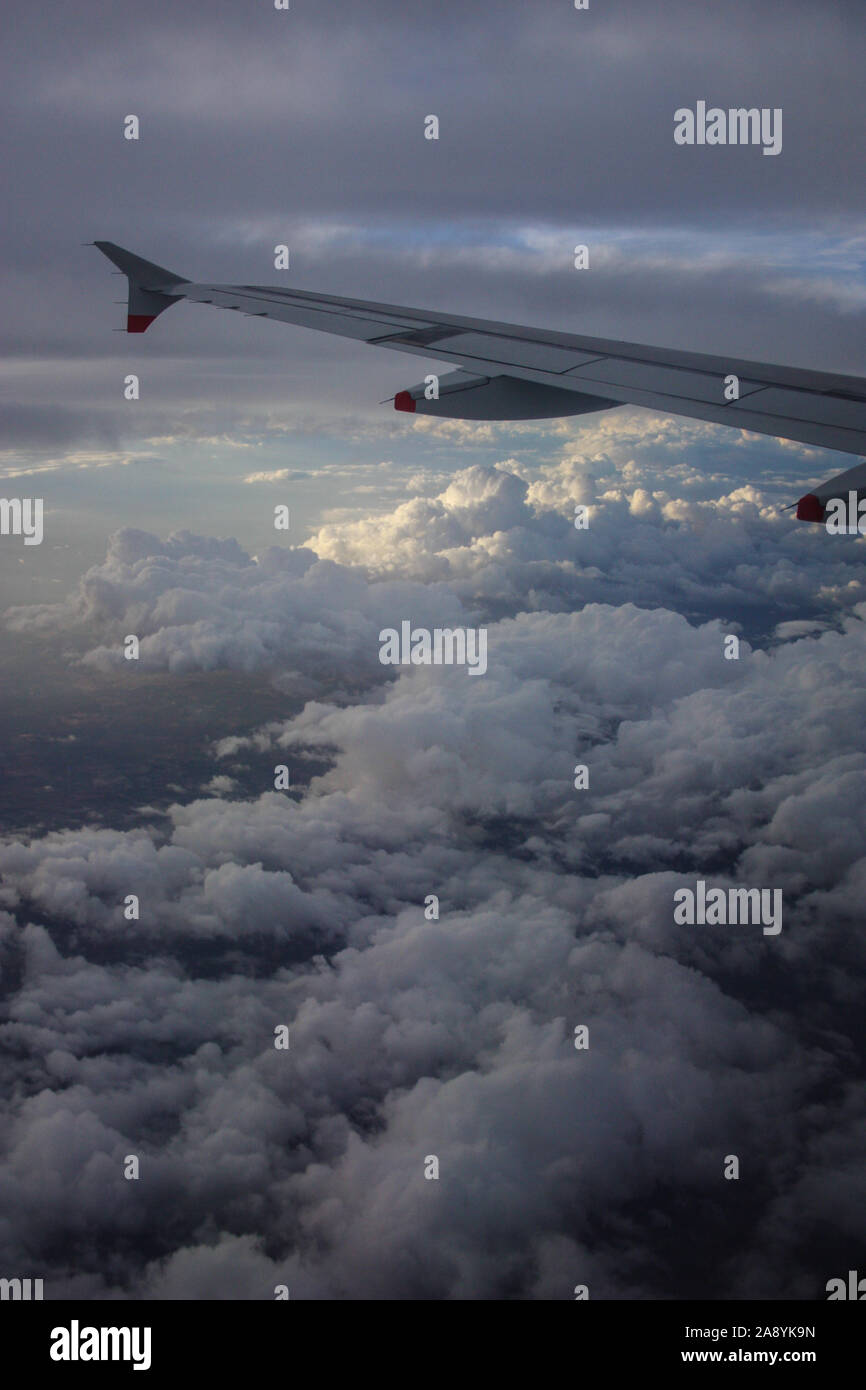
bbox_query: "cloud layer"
[2,451,866,1299]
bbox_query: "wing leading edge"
[93,241,866,515]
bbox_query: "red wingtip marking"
[394,390,416,413]
[796,493,825,523]
[127,314,156,334]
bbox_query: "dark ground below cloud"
[0,633,313,836]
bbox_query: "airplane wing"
[93,241,866,520]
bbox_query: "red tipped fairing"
[792,459,866,527]
[796,494,825,523]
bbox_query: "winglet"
[93,241,188,333]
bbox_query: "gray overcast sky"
[3,0,865,375]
